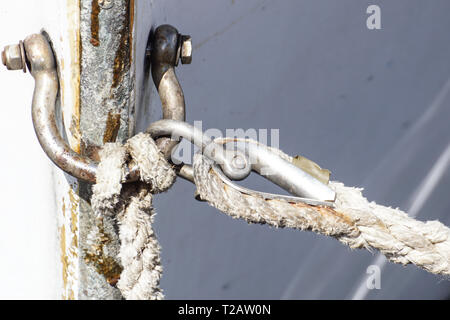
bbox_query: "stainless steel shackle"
[14,25,188,183]
[5,27,336,205]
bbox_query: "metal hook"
[146,119,336,206]
[146,119,252,181]
[6,29,336,206]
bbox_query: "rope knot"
[126,133,176,193]
[91,132,176,300]
[92,133,176,216]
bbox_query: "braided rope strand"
[193,154,450,276]
[116,184,164,300]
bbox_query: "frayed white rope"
[92,133,175,300]
[193,154,450,276]
[92,143,127,216]
[116,184,164,300]
[92,131,449,300]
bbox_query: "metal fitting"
[151,25,188,158]
[1,41,27,72]
[18,25,191,183]
[146,119,336,206]
[180,35,192,64]
[98,0,113,9]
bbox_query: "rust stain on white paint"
[60,185,80,300]
[67,0,81,153]
[57,0,81,300]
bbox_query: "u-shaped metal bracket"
[23,25,188,183]
[12,27,336,205]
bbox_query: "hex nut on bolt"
[180,35,192,64]
[2,41,26,72]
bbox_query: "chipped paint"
[68,188,80,254]
[52,0,82,300]
[103,111,121,143]
[90,0,100,46]
[60,225,69,298]
[62,199,66,217]
[111,0,133,89]
[42,0,137,300]
[80,0,135,146]
[65,0,81,154]
[59,184,80,300]
[83,219,123,286]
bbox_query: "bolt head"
[180,35,192,64]
[2,44,23,70]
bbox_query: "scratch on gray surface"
[406,143,450,217]
[351,141,450,300]
[361,76,450,188]
[280,75,450,300]
[350,76,450,300]
[194,0,269,50]
[280,241,322,299]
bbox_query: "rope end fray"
[127,133,176,193]
[92,143,128,217]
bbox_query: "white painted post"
[0,0,82,299]
[0,0,158,299]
